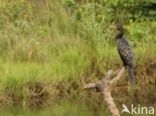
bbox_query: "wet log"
[84,67,125,116]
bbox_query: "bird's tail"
[127,66,136,87]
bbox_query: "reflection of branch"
[84,67,125,116]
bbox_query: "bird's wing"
[118,45,135,67]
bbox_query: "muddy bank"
[0,60,156,112]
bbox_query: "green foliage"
[0,0,156,115]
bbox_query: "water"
[0,99,110,116]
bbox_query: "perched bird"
[114,23,136,87]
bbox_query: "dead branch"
[110,67,125,85]
[84,67,125,116]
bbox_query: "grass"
[0,0,156,115]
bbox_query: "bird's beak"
[109,25,116,29]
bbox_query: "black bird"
[114,23,136,86]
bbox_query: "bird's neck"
[116,32,123,39]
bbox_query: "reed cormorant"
[114,23,136,86]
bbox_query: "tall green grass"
[0,0,156,115]
[0,0,155,89]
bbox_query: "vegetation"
[0,0,156,116]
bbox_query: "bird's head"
[116,23,124,36]
[110,22,124,39]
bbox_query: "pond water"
[0,99,110,116]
